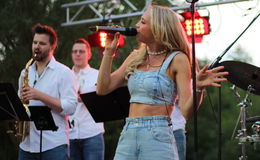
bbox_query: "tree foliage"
[1,0,260,160]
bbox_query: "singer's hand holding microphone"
[105,25,121,55]
[104,32,120,57]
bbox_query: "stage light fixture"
[180,11,210,43]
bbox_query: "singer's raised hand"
[104,32,120,57]
[196,65,229,89]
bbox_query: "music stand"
[29,106,58,160]
[0,82,30,121]
[80,86,130,122]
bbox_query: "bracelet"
[196,88,204,93]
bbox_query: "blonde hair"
[125,4,191,78]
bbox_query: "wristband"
[196,88,204,93]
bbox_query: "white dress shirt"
[18,57,77,152]
[70,65,104,140]
[171,104,186,131]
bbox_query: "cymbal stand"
[235,85,254,160]
[251,121,260,150]
[231,85,242,140]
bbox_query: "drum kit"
[219,61,260,160]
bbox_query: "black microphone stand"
[186,0,199,159]
[208,12,260,160]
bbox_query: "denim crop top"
[128,51,180,106]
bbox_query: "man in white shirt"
[69,38,105,160]
[18,24,77,160]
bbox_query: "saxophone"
[7,56,35,141]
[18,56,35,140]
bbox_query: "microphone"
[89,26,137,36]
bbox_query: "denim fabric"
[128,51,180,106]
[114,116,179,160]
[70,133,104,160]
[18,144,68,160]
[173,129,186,160]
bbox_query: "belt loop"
[148,119,151,130]
[125,119,130,131]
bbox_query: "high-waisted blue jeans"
[173,129,186,160]
[70,133,104,160]
[114,116,179,160]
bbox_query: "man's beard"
[33,49,50,62]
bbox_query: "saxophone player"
[18,23,77,160]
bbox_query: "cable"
[205,88,218,123]
[155,52,175,126]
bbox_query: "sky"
[195,0,260,67]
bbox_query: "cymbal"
[219,61,260,95]
[246,116,260,123]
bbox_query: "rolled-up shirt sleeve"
[59,69,78,116]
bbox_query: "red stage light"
[181,11,210,43]
[88,31,125,48]
[99,32,107,48]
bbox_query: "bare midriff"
[128,102,173,117]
